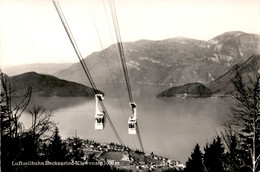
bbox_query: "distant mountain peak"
[3,63,72,76]
[210,31,259,41]
[220,31,246,36]
[23,71,38,75]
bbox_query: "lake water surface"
[20,83,232,163]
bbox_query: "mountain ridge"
[8,72,102,97]
[158,54,260,98]
[207,54,260,95]
[3,31,260,96]
[54,31,260,88]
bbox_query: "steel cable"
[53,0,124,146]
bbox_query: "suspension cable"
[101,0,138,149]
[53,0,124,146]
[108,0,144,152]
[87,0,127,122]
[87,0,138,148]
[136,123,145,152]
[108,0,133,103]
[102,0,127,87]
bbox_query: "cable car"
[128,102,137,134]
[95,94,105,130]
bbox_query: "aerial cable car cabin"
[128,102,137,134]
[95,94,105,130]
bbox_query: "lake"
[20,83,232,163]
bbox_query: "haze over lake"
[21,83,232,163]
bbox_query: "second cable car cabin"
[128,102,137,134]
[95,94,105,130]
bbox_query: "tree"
[67,136,85,161]
[203,137,225,172]
[1,72,32,138]
[226,66,260,172]
[220,126,244,171]
[18,106,55,161]
[1,71,32,171]
[185,144,205,172]
[48,127,69,161]
[1,71,56,171]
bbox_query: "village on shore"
[79,139,185,171]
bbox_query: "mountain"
[158,54,260,98]
[2,63,72,76]
[54,31,260,87]
[157,83,212,98]
[207,54,260,95]
[8,72,102,97]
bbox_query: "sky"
[0,0,259,66]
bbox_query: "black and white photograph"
[1,0,260,171]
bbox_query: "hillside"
[54,31,260,87]
[158,54,260,98]
[207,54,260,95]
[9,72,102,97]
[157,83,212,98]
